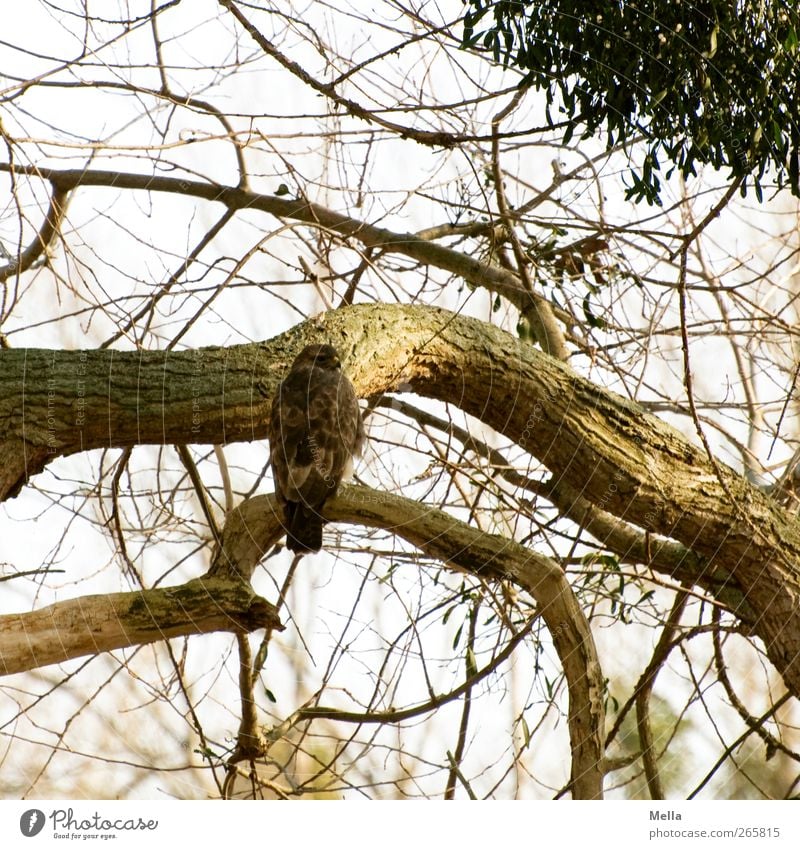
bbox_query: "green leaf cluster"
[463,1,800,203]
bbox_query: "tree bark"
[0,577,282,676]
[1,486,604,798]
[2,302,800,697]
[214,486,606,801]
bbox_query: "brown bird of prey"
[268,344,364,553]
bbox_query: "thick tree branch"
[210,486,605,800]
[0,576,282,676]
[2,483,603,796]
[379,397,721,605]
[0,163,540,314]
[2,301,800,697]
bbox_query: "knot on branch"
[234,596,284,633]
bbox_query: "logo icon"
[19,810,46,837]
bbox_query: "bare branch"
[0,577,282,676]
[0,183,69,283]
[214,487,605,799]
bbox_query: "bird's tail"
[283,501,324,553]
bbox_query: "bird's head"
[292,343,342,371]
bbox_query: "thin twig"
[176,443,221,544]
[445,750,478,800]
[445,601,479,799]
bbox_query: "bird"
[268,343,365,553]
